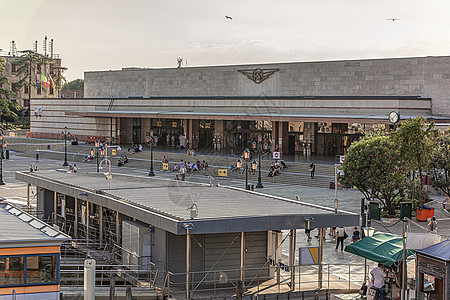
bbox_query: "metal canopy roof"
[16,171,358,235]
[65,110,449,123]
[0,203,70,248]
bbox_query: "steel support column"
[318,228,324,289]
[86,202,90,242]
[27,184,31,213]
[186,229,191,299]
[53,191,57,224]
[99,205,103,241]
[116,211,120,244]
[289,229,296,291]
[74,198,78,239]
[240,232,245,282]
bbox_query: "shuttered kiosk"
[16,170,358,297]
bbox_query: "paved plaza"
[1,140,449,297]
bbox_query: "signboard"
[162,163,169,170]
[335,155,345,164]
[218,169,228,177]
[273,152,281,159]
[157,121,162,127]
[111,149,117,156]
[299,247,320,265]
[172,122,178,128]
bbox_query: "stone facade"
[85,56,450,116]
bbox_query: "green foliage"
[339,134,407,215]
[14,50,67,92]
[0,57,21,124]
[62,79,84,90]
[392,116,436,179]
[0,57,15,101]
[429,133,450,197]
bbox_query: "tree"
[0,58,15,101]
[14,50,66,108]
[339,134,407,215]
[63,79,84,90]
[0,57,21,125]
[429,132,450,197]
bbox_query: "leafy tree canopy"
[63,79,84,90]
[339,134,407,215]
[0,57,20,123]
[429,132,450,197]
[392,116,436,179]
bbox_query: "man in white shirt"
[370,263,387,300]
[180,164,187,181]
[335,227,346,251]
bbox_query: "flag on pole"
[48,73,56,88]
[41,72,49,88]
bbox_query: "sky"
[2,0,450,81]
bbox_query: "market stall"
[415,240,449,300]
[345,232,415,299]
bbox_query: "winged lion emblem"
[238,68,279,84]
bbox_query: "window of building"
[24,85,29,94]
[0,254,58,287]
[37,64,41,73]
[37,83,41,95]
[0,257,24,286]
[49,86,54,95]
[26,255,57,285]
[11,63,16,73]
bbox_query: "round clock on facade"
[389,111,400,124]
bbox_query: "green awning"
[344,232,415,267]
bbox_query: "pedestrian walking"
[180,164,187,181]
[36,150,39,161]
[309,161,315,179]
[352,226,360,242]
[428,216,438,233]
[305,228,312,242]
[335,226,347,251]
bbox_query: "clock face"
[389,111,399,124]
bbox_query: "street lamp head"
[258,135,262,142]
[252,161,258,170]
[90,149,95,156]
[100,148,106,156]
[362,227,375,238]
[236,160,242,169]
[146,136,150,143]
[263,143,268,150]
[243,149,250,160]
[252,142,257,149]
[150,130,154,137]
[64,126,68,132]
[2,141,6,148]
[94,140,100,148]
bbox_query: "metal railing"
[165,263,365,298]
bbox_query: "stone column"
[272,121,279,152]
[191,120,199,149]
[214,120,224,149]
[278,122,289,155]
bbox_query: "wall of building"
[84,56,450,116]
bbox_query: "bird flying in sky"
[386,18,401,21]
[225,16,232,20]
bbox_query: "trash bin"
[329,182,335,189]
[5,150,9,159]
[400,202,412,219]
[369,201,381,220]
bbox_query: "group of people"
[267,160,287,177]
[117,156,129,167]
[173,159,209,181]
[305,226,363,251]
[67,164,78,173]
[128,143,143,154]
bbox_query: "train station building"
[29,56,450,155]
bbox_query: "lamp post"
[362,226,375,284]
[146,131,158,177]
[243,148,250,190]
[252,135,268,189]
[61,126,70,166]
[98,143,121,190]
[0,134,6,185]
[90,140,102,173]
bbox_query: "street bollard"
[84,259,96,300]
